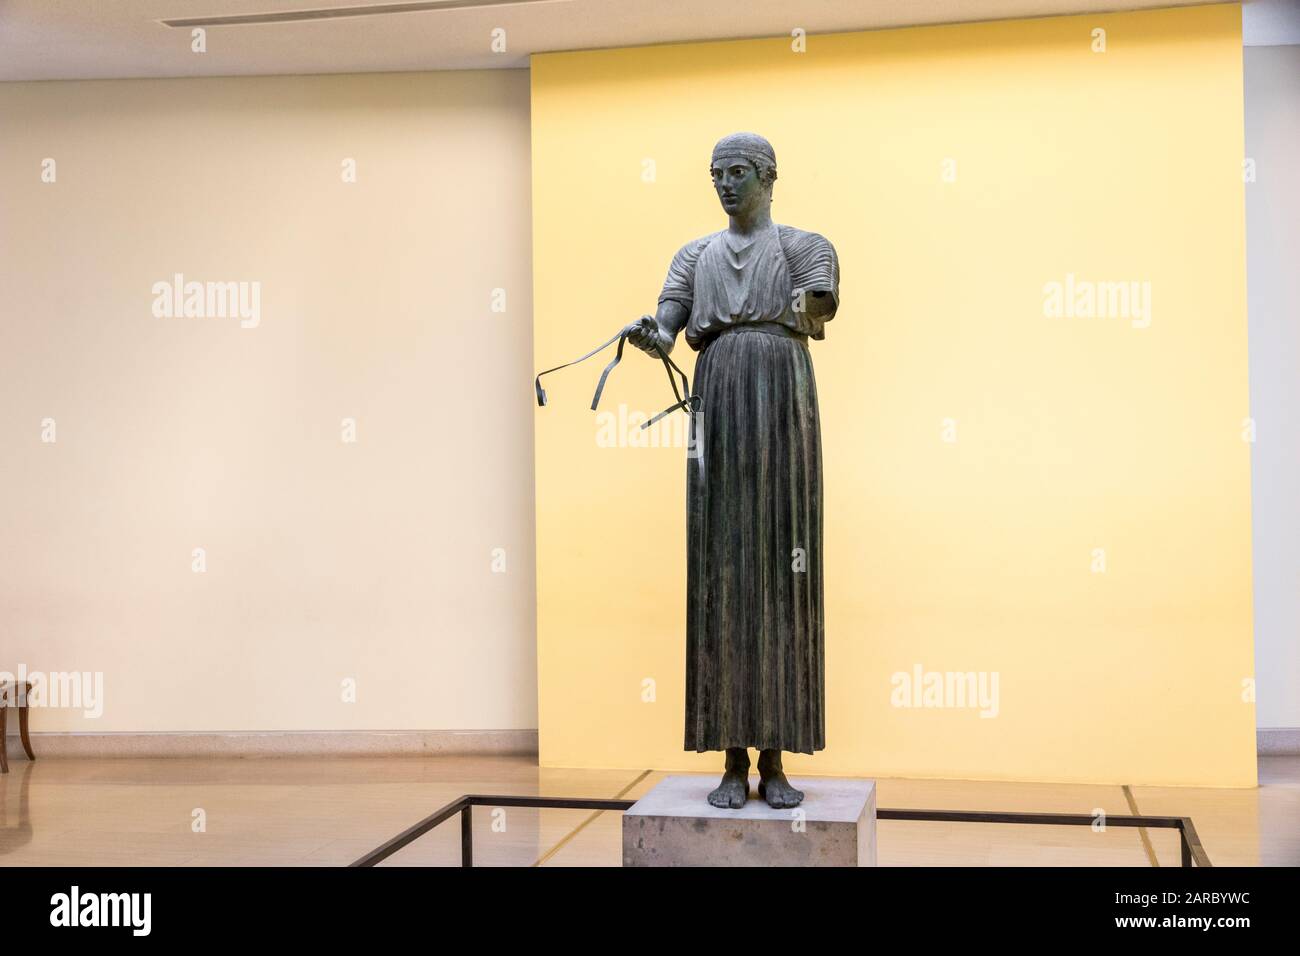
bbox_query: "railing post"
[460,804,473,868]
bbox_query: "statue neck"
[728,203,773,237]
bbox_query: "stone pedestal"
[622,775,876,867]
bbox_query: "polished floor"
[0,754,1296,866]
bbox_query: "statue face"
[710,156,765,217]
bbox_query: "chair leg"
[0,704,8,774]
[18,698,34,761]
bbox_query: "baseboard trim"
[1258,727,1300,756]
[8,727,1292,759]
[4,729,538,758]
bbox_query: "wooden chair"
[0,681,35,773]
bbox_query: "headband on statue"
[711,132,777,177]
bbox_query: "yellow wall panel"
[532,4,1254,786]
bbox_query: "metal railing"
[350,794,1211,868]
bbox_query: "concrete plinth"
[622,775,877,867]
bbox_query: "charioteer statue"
[623,132,840,809]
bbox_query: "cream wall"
[0,71,538,733]
[532,4,1257,786]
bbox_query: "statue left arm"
[804,290,837,322]
[780,226,840,335]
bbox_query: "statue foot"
[757,749,804,808]
[707,771,750,809]
[757,774,804,809]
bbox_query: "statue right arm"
[627,235,709,354]
[627,299,689,355]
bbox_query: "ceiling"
[0,0,1295,82]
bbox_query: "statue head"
[710,132,777,218]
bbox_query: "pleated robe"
[658,222,840,754]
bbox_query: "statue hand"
[624,315,662,354]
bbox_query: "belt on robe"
[535,327,700,430]
[707,321,808,346]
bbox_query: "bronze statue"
[626,133,839,808]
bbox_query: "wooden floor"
[1,754,1295,866]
